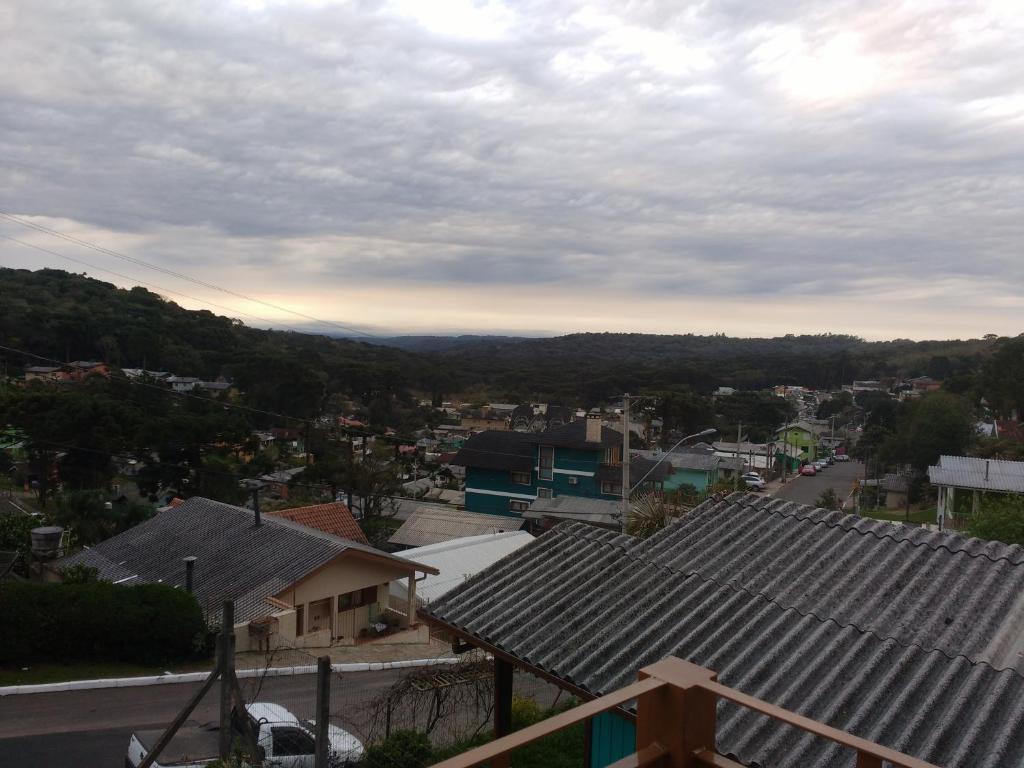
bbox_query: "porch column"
[330,594,337,640]
[406,575,417,627]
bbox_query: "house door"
[307,598,332,637]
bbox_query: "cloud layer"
[2,0,1023,337]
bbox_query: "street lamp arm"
[627,427,718,497]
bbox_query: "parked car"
[743,476,766,491]
[741,472,763,482]
[127,702,364,768]
[835,454,850,462]
[800,464,817,476]
[814,460,828,471]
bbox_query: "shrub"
[0,581,206,665]
[362,730,433,768]
[511,695,544,730]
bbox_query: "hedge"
[0,581,206,665]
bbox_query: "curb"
[0,656,460,696]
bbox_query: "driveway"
[771,459,863,507]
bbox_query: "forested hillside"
[0,268,1009,407]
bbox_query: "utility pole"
[621,394,630,522]
[734,422,742,491]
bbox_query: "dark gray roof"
[451,431,535,472]
[425,494,1024,768]
[59,497,430,623]
[536,420,620,450]
[637,450,721,472]
[596,458,671,485]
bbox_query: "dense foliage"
[0,581,206,665]
[0,268,1010,409]
[966,496,1024,546]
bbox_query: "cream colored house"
[56,496,438,652]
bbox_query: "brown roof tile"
[268,502,368,544]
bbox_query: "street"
[0,669,405,768]
[771,458,863,507]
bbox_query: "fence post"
[219,600,235,760]
[636,657,717,767]
[315,656,331,768]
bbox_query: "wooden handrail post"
[219,600,235,760]
[493,658,514,768]
[637,658,718,768]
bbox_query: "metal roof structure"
[59,497,435,623]
[425,494,1024,768]
[524,496,622,527]
[928,455,1024,494]
[388,506,525,548]
[389,531,534,605]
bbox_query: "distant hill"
[0,268,1002,406]
[365,335,529,353]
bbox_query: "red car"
[800,464,817,476]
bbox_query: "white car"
[742,475,766,491]
[127,702,364,768]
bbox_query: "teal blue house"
[453,416,626,517]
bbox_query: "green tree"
[966,495,1024,546]
[982,337,1024,418]
[885,391,975,471]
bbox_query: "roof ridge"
[730,496,1024,566]
[542,521,1024,679]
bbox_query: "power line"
[0,209,377,338]
[1,234,315,335]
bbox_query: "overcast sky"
[2,0,1023,339]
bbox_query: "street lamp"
[626,427,718,499]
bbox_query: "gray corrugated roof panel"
[525,496,621,525]
[642,494,1024,671]
[425,502,1024,768]
[58,497,426,623]
[928,455,1024,493]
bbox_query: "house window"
[601,481,621,495]
[539,446,554,480]
[511,470,531,485]
[537,487,553,499]
[338,586,379,612]
[295,604,305,636]
[509,499,529,513]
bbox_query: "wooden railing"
[430,657,940,768]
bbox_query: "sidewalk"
[235,637,455,671]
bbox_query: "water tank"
[30,526,63,560]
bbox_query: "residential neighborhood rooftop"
[58,496,436,623]
[388,506,525,548]
[267,501,368,544]
[928,455,1024,494]
[424,493,1024,767]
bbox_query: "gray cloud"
[2,0,1023,336]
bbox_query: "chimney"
[183,556,196,593]
[586,413,602,443]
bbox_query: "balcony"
[429,657,939,768]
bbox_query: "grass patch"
[0,659,212,686]
[858,507,935,524]
[431,723,585,768]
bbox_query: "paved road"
[772,459,864,507]
[0,669,405,768]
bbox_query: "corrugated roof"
[268,502,368,544]
[59,497,432,623]
[636,450,720,472]
[525,496,622,526]
[928,455,1024,493]
[388,507,525,548]
[425,495,1024,768]
[390,532,534,604]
